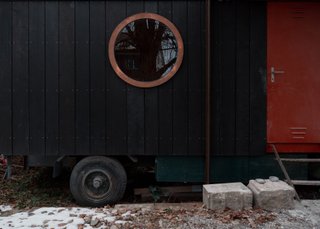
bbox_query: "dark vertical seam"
[171,0,174,155]
[203,0,207,156]
[249,3,252,157]
[264,3,267,151]
[170,0,173,155]
[104,1,110,154]
[58,1,61,155]
[125,0,128,155]
[218,3,222,155]
[143,0,146,155]
[234,1,238,156]
[27,1,30,155]
[247,2,252,174]
[200,0,203,156]
[11,1,14,155]
[105,1,107,155]
[186,1,189,156]
[156,0,160,156]
[89,1,91,155]
[74,1,77,155]
[44,1,47,157]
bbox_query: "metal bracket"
[53,156,65,178]
[1,155,11,180]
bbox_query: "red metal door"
[267,2,320,152]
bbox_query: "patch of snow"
[104,216,116,222]
[115,220,128,224]
[0,205,12,212]
[121,211,131,217]
[0,207,112,229]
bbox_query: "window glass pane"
[114,18,178,82]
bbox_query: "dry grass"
[0,156,74,209]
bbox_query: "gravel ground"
[1,200,320,229]
[1,156,320,228]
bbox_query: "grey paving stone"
[203,182,252,211]
[248,179,295,210]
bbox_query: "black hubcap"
[83,170,111,199]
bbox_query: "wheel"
[70,156,127,207]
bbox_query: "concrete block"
[203,182,252,211]
[247,179,295,210]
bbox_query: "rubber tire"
[70,156,127,207]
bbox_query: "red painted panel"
[267,2,320,152]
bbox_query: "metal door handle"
[271,67,285,83]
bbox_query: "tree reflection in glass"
[114,18,178,82]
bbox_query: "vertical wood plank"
[59,1,75,155]
[200,0,206,156]
[126,0,145,155]
[144,0,159,155]
[212,0,267,156]
[75,1,90,155]
[250,1,267,155]
[29,1,45,156]
[235,1,250,155]
[0,1,13,155]
[90,1,106,154]
[12,1,29,155]
[158,0,173,155]
[211,0,222,156]
[172,0,188,155]
[219,1,236,155]
[106,1,127,155]
[45,1,59,156]
[188,0,203,155]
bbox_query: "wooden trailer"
[0,0,320,206]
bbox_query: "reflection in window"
[114,19,178,82]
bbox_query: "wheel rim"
[82,169,111,200]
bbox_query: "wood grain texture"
[59,1,75,155]
[45,1,59,156]
[0,0,206,157]
[29,1,45,156]
[12,1,29,155]
[75,1,90,155]
[126,0,145,155]
[0,1,13,155]
[212,0,267,156]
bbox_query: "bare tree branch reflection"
[115,19,178,82]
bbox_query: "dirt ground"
[1,201,320,229]
[1,156,320,228]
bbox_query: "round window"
[108,13,184,88]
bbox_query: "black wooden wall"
[0,0,205,157]
[211,0,267,156]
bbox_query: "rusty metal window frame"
[108,13,184,88]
